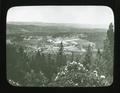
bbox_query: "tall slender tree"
[71,52,74,62]
[34,50,41,72]
[56,42,66,67]
[103,23,114,76]
[83,44,93,70]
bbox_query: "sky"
[7,6,114,28]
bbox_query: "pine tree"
[95,48,102,73]
[71,52,74,62]
[24,69,48,87]
[46,53,53,79]
[103,23,114,76]
[34,50,41,72]
[107,23,114,57]
[7,45,29,84]
[40,53,46,73]
[56,42,66,67]
[16,46,28,83]
[97,49,101,59]
[7,44,18,82]
[83,44,93,70]
[59,42,64,56]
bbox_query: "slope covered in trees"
[6,23,114,87]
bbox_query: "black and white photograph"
[6,6,114,87]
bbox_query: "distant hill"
[7,22,107,34]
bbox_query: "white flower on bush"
[65,66,68,71]
[67,61,86,71]
[70,61,77,64]
[78,67,81,70]
[93,70,98,77]
[9,79,20,86]
[100,75,105,79]
[54,75,59,81]
[78,62,83,67]
[89,70,99,79]
[75,83,78,86]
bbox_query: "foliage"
[102,23,114,76]
[47,61,109,87]
[83,45,93,70]
[56,42,67,67]
[24,70,48,87]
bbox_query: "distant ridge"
[7,21,107,30]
